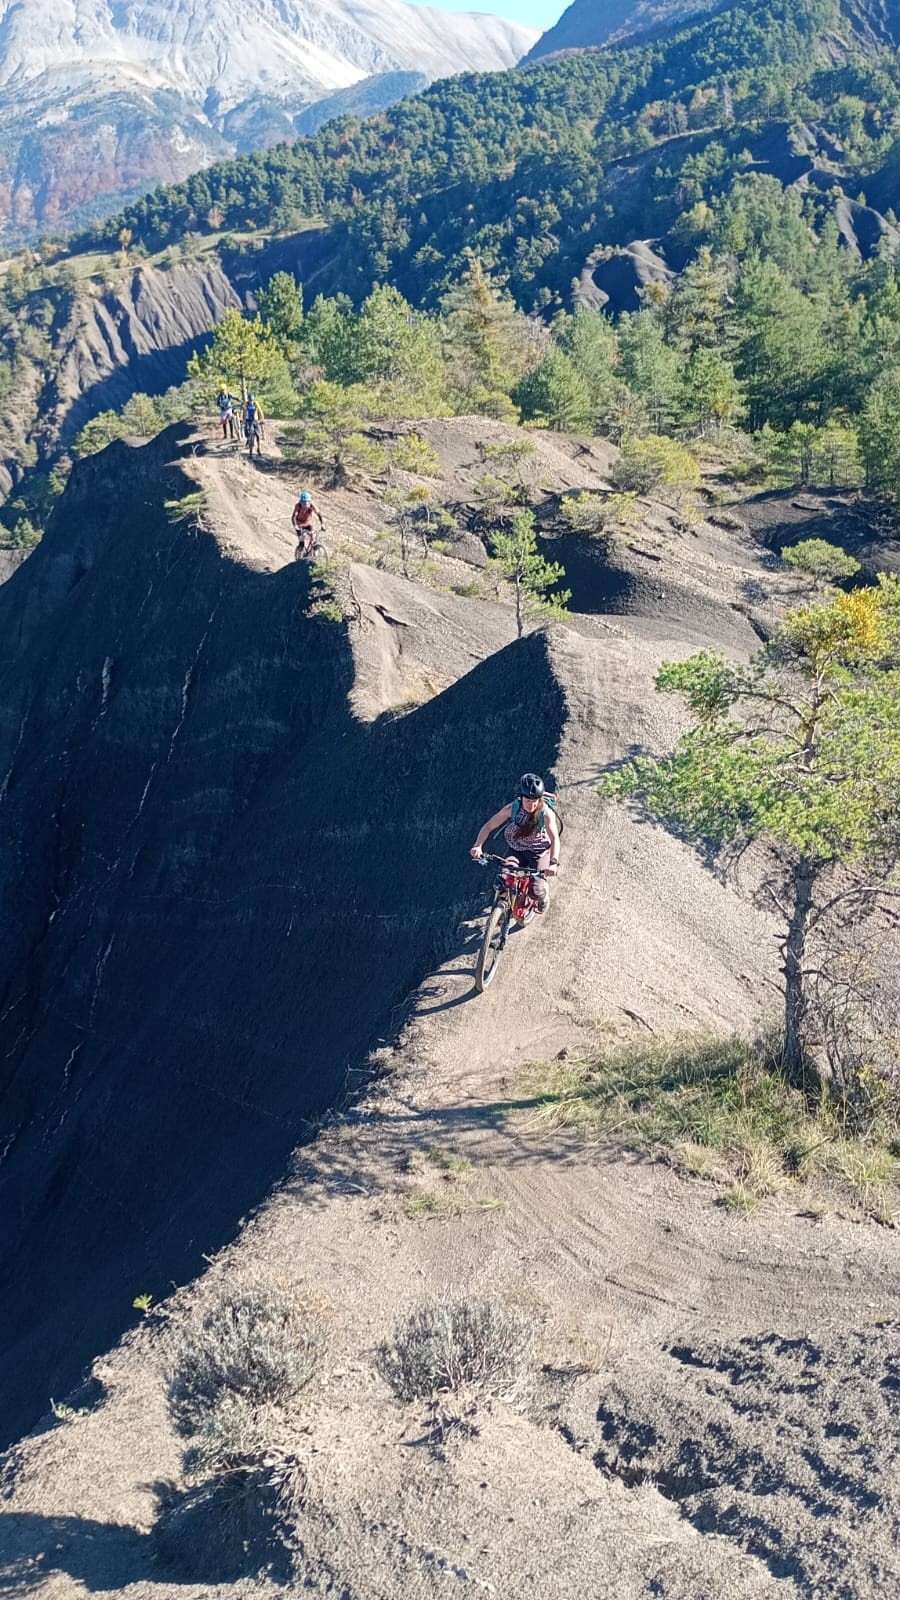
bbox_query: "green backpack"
[511,792,564,837]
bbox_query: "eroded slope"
[0,424,567,1445]
[1,422,898,1599]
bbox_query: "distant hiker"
[291,491,325,558]
[470,773,560,915]
[217,388,239,440]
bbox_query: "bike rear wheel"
[475,900,509,992]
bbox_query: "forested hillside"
[72,0,900,308]
[7,0,900,544]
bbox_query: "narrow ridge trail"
[1,427,898,1599]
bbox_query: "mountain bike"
[474,853,546,992]
[294,526,328,563]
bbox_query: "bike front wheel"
[475,900,509,992]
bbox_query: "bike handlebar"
[475,853,547,877]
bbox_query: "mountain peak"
[527,0,900,61]
[526,0,723,61]
[0,0,539,240]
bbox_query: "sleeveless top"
[504,803,551,857]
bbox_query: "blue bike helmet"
[518,773,544,798]
[300,491,312,505]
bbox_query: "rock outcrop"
[0,256,240,501]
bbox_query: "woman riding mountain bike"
[292,491,326,559]
[470,773,560,916]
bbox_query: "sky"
[409,0,565,29]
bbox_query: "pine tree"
[188,309,289,404]
[669,247,733,353]
[515,348,592,431]
[292,382,386,486]
[441,254,532,419]
[257,272,304,357]
[354,284,445,414]
[618,312,685,433]
[489,511,570,639]
[602,582,900,1089]
[682,347,742,433]
[859,366,900,493]
[555,309,622,429]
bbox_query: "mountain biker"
[469,773,560,914]
[243,392,265,432]
[291,491,325,557]
[246,414,263,458]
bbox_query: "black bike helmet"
[518,773,545,798]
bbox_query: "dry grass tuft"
[521,1031,899,1220]
[380,1296,535,1405]
[160,1278,325,1579]
[167,1277,328,1433]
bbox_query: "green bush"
[612,435,701,495]
[561,490,637,539]
[781,539,860,587]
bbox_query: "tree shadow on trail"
[0,1513,151,1595]
[0,1482,294,1591]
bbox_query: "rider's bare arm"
[471,805,513,857]
[545,810,560,874]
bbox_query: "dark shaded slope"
[0,430,567,1445]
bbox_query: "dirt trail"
[1,426,898,1599]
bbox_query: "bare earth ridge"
[0,421,897,1597]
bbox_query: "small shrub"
[611,436,701,495]
[781,539,860,587]
[671,499,703,533]
[50,1399,90,1422]
[167,1278,327,1433]
[155,1421,303,1584]
[188,1394,268,1478]
[311,598,344,623]
[561,490,636,540]
[380,1297,535,1403]
[389,433,442,476]
[164,490,207,527]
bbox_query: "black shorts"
[507,847,550,874]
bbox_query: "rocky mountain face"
[526,0,900,60]
[0,0,537,242]
[525,0,722,60]
[0,255,242,501]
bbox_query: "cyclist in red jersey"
[291,491,325,558]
